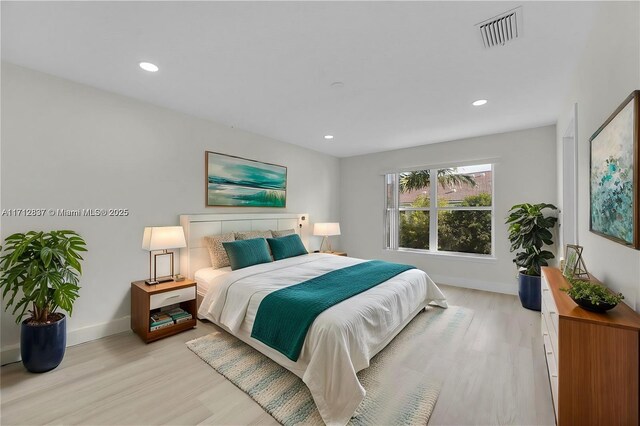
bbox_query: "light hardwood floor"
[1,285,555,425]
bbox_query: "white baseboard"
[1,344,20,366]
[430,274,517,296]
[1,315,131,366]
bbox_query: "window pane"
[399,210,429,250]
[437,164,492,207]
[385,209,391,249]
[438,210,491,255]
[399,170,430,208]
[385,174,396,209]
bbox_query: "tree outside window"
[386,164,493,256]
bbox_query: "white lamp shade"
[142,226,186,251]
[313,222,341,236]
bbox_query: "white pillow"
[235,230,273,240]
[271,229,296,238]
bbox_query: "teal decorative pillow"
[267,234,308,261]
[222,238,273,271]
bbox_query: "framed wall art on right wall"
[590,90,639,249]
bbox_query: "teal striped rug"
[187,306,473,425]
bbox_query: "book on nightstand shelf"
[150,312,172,324]
[164,307,192,321]
[150,321,175,332]
[150,313,174,333]
[174,316,193,324]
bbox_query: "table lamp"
[313,222,341,253]
[142,226,186,285]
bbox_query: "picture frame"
[589,90,640,249]
[562,244,589,279]
[205,151,287,207]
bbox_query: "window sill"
[388,248,497,263]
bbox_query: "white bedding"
[198,253,447,425]
[194,266,231,295]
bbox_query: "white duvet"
[198,253,447,425]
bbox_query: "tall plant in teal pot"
[0,230,86,373]
[506,203,558,311]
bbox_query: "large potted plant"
[0,230,86,373]
[506,203,558,311]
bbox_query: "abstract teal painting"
[590,91,639,248]
[206,152,286,207]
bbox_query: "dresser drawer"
[542,310,558,364]
[543,333,559,417]
[150,286,195,310]
[542,287,559,334]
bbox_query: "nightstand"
[131,279,197,343]
[324,251,347,257]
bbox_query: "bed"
[180,214,447,426]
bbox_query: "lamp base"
[144,279,160,285]
[156,276,173,283]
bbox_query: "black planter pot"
[518,272,541,311]
[571,296,617,313]
[20,314,66,373]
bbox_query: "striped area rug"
[187,306,473,425]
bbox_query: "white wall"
[340,125,557,294]
[0,63,341,363]
[556,2,640,311]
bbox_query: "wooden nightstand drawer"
[150,286,195,310]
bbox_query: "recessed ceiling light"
[139,62,159,72]
[324,135,334,140]
[472,99,488,106]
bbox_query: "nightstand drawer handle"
[166,294,179,299]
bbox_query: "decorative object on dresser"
[590,90,639,249]
[142,226,187,285]
[130,279,197,343]
[205,151,287,207]
[561,244,589,279]
[0,230,87,373]
[541,267,640,424]
[560,276,624,313]
[506,203,558,311]
[313,222,341,253]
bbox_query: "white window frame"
[385,164,496,260]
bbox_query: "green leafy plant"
[506,203,558,276]
[561,277,624,306]
[0,230,87,324]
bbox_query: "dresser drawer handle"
[165,294,180,299]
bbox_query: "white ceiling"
[1,1,598,157]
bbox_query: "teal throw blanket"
[251,260,415,361]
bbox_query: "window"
[385,164,493,256]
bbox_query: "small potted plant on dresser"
[562,276,625,313]
[506,203,558,311]
[0,230,86,373]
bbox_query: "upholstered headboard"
[179,213,310,278]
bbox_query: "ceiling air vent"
[476,7,522,49]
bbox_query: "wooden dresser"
[541,267,640,425]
